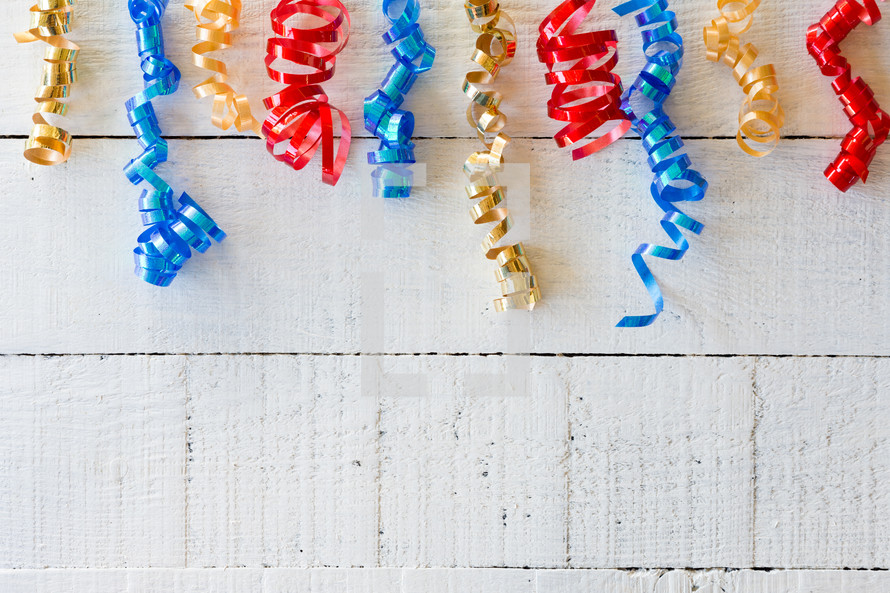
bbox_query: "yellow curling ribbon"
[704,0,784,157]
[186,0,263,135]
[463,0,541,312]
[15,0,79,166]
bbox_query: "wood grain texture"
[567,357,755,568]
[2,137,889,355]
[1,569,889,593]
[2,0,890,586]
[185,355,379,568]
[3,355,757,570]
[754,358,890,569]
[0,356,187,569]
[1,0,888,139]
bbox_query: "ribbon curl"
[186,0,263,135]
[704,0,784,157]
[537,0,631,160]
[463,0,541,311]
[263,0,352,186]
[613,0,707,328]
[15,0,80,166]
[807,0,889,192]
[126,0,226,286]
[364,0,435,198]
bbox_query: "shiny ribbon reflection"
[126,0,226,286]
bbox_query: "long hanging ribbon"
[262,0,352,186]
[463,0,541,311]
[704,0,784,157]
[807,0,889,192]
[126,0,226,287]
[15,0,80,166]
[186,0,264,135]
[363,0,436,198]
[613,0,707,328]
[537,0,631,160]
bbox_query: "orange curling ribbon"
[704,0,784,157]
[15,0,80,166]
[807,0,889,191]
[463,0,541,311]
[537,0,631,160]
[262,0,352,186]
[186,0,263,136]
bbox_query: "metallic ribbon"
[14,0,80,166]
[126,0,226,287]
[704,0,784,157]
[537,0,631,160]
[363,0,436,198]
[807,0,889,192]
[262,0,352,186]
[186,0,263,135]
[613,0,707,328]
[463,0,541,312]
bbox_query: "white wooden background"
[1,1,888,592]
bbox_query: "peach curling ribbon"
[807,0,890,192]
[263,0,352,186]
[703,0,784,156]
[186,0,263,136]
[462,0,541,311]
[536,0,631,160]
[15,0,80,166]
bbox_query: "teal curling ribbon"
[612,0,707,328]
[363,0,435,197]
[126,0,225,286]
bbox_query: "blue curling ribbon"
[612,0,707,328]
[363,0,435,198]
[126,0,225,286]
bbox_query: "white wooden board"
[3,355,888,572]
[0,1,888,139]
[2,0,889,588]
[1,137,889,354]
[1,568,890,593]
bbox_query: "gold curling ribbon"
[463,0,540,312]
[15,0,79,166]
[186,0,263,136]
[704,0,784,157]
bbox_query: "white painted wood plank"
[567,357,755,568]
[0,0,887,139]
[2,137,889,355]
[753,358,890,569]
[184,355,379,568]
[377,356,569,568]
[3,354,888,570]
[725,569,890,593]
[0,356,187,568]
[1,569,889,593]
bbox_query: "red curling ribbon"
[262,0,352,186]
[807,0,890,192]
[537,0,631,160]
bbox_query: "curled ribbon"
[126,0,226,286]
[263,0,352,186]
[14,0,80,166]
[613,0,707,328]
[807,0,889,192]
[704,0,784,157]
[463,0,541,311]
[363,0,436,198]
[186,0,263,135]
[537,0,631,160]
